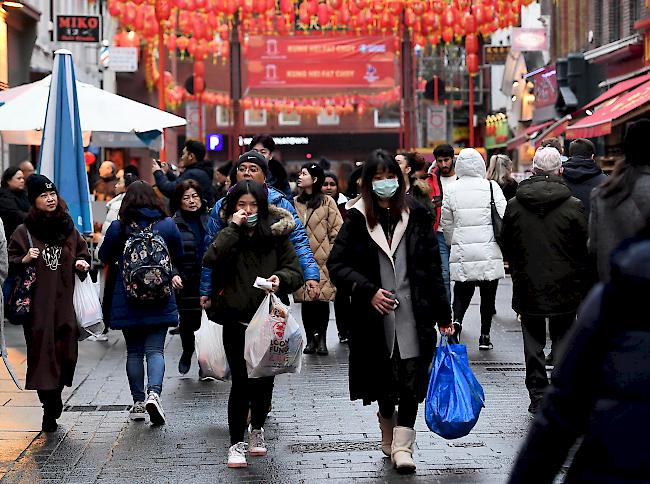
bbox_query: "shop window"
[216,105,232,126]
[374,106,401,128]
[317,109,340,125]
[244,109,267,126]
[278,111,301,126]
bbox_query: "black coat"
[502,175,589,316]
[327,201,452,404]
[154,163,216,208]
[562,156,607,220]
[173,210,208,315]
[0,188,29,238]
[509,237,650,484]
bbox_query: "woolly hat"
[27,174,58,204]
[624,118,650,167]
[237,150,268,175]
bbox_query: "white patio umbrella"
[0,74,186,145]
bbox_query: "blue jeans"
[437,231,451,304]
[123,325,167,403]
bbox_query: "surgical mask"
[372,178,399,199]
[245,213,258,228]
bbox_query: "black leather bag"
[489,182,504,249]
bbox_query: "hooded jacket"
[502,175,589,316]
[441,149,507,282]
[562,156,607,220]
[202,205,303,324]
[200,186,319,296]
[509,236,650,483]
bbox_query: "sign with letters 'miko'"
[57,16,101,43]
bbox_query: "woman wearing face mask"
[171,180,208,375]
[203,180,303,469]
[7,175,91,432]
[327,149,453,473]
[294,164,343,355]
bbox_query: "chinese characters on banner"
[245,36,398,90]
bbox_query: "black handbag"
[5,230,37,325]
[489,182,504,249]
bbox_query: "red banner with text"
[245,35,398,90]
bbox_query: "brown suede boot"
[377,411,397,456]
[391,426,416,473]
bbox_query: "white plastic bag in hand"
[195,310,230,380]
[73,274,105,341]
[244,293,305,378]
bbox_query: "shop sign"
[206,134,224,151]
[645,31,650,66]
[511,28,548,52]
[484,45,510,65]
[426,106,447,146]
[57,16,100,43]
[185,102,206,140]
[531,65,558,109]
[246,35,397,89]
[108,47,138,72]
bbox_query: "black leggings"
[222,322,275,445]
[376,344,419,429]
[179,310,202,357]
[452,280,499,334]
[301,301,330,338]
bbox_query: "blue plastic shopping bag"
[425,336,485,439]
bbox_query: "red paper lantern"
[473,4,485,25]
[442,26,453,43]
[166,33,177,51]
[464,12,477,34]
[84,151,97,167]
[307,0,318,17]
[317,3,330,27]
[279,0,293,14]
[108,0,123,17]
[194,75,205,93]
[143,13,158,39]
[465,33,478,54]
[466,53,479,75]
[124,2,137,25]
[155,0,172,21]
[441,5,456,28]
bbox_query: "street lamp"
[1,1,24,8]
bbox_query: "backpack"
[122,221,173,303]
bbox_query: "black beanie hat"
[624,118,650,167]
[27,174,58,205]
[237,150,268,175]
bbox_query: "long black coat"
[509,236,650,483]
[327,201,452,404]
[173,210,208,315]
[0,188,29,239]
[502,175,589,317]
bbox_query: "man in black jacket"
[562,138,607,220]
[502,147,589,414]
[152,140,215,207]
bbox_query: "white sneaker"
[145,391,166,425]
[129,401,146,421]
[248,427,267,456]
[87,333,109,342]
[227,442,248,468]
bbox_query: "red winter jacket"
[425,169,443,231]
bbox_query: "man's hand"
[267,275,280,293]
[151,159,169,175]
[171,275,183,290]
[200,296,211,309]
[305,279,320,298]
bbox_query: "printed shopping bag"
[425,336,485,439]
[195,310,230,380]
[73,274,105,341]
[244,293,304,378]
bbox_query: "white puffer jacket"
[441,149,507,282]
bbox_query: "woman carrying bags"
[294,163,343,355]
[7,175,91,432]
[202,180,303,469]
[327,150,453,473]
[98,181,183,426]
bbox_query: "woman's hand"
[232,209,248,226]
[200,296,211,309]
[305,279,320,298]
[75,260,90,272]
[22,248,40,264]
[267,275,280,293]
[371,289,396,315]
[171,275,183,290]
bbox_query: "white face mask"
[245,213,258,227]
[372,178,399,199]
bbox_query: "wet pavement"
[0,278,535,483]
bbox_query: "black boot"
[178,351,192,375]
[317,334,329,356]
[38,389,62,432]
[303,334,317,354]
[42,415,58,432]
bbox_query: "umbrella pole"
[158,28,166,162]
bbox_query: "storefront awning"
[533,115,572,148]
[566,80,650,139]
[576,72,650,115]
[506,120,554,151]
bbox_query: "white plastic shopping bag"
[244,293,305,378]
[195,310,230,380]
[73,274,105,341]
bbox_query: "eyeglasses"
[237,165,261,174]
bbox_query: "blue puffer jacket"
[199,186,319,296]
[98,208,184,329]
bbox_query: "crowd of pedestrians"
[0,119,648,478]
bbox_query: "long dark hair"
[25,195,74,244]
[171,179,205,215]
[223,180,272,239]
[361,149,407,229]
[119,181,167,225]
[324,172,339,199]
[297,162,325,210]
[600,118,650,206]
[1,166,22,188]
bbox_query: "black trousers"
[37,388,63,420]
[377,343,419,428]
[222,322,274,445]
[520,313,575,400]
[333,290,351,339]
[301,301,330,338]
[179,309,202,357]
[452,280,499,334]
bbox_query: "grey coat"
[0,220,7,323]
[589,167,650,281]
